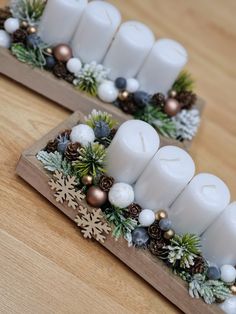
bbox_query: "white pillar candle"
[134,146,195,211]
[137,39,188,95]
[103,21,155,80]
[169,173,231,235]
[106,120,160,185]
[201,202,236,267]
[39,0,87,45]
[71,1,121,63]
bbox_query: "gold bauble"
[163,229,175,240]
[45,47,53,55]
[155,210,168,221]
[53,44,72,62]
[20,20,28,29]
[86,186,107,208]
[27,26,37,34]
[230,285,236,295]
[118,90,129,101]
[169,90,177,98]
[81,175,93,186]
[164,98,181,117]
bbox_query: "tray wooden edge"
[0,47,205,151]
[16,111,222,314]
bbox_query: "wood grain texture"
[0,0,235,313]
[16,111,223,314]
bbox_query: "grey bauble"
[94,121,111,139]
[207,266,221,280]
[159,218,172,231]
[132,227,150,248]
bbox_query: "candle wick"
[139,132,146,152]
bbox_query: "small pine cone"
[149,239,169,258]
[151,93,165,107]
[53,63,68,79]
[0,7,11,29]
[45,138,58,153]
[59,129,71,139]
[110,128,117,139]
[99,175,114,192]
[148,222,162,240]
[189,256,207,275]
[12,29,27,44]
[176,91,197,109]
[64,142,81,161]
[64,73,75,84]
[125,203,142,219]
[118,95,138,115]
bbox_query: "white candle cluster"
[39,0,188,94]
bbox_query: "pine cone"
[64,73,75,84]
[176,91,197,109]
[59,129,71,139]
[148,222,162,240]
[149,239,169,258]
[53,63,67,79]
[99,175,114,192]
[151,93,165,107]
[118,94,138,115]
[189,256,207,275]
[12,29,27,44]
[45,138,58,153]
[125,203,142,219]
[0,7,11,29]
[64,142,81,161]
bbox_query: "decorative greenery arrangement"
[172,70,195,93]
[11,42,46,67]
[10,0,46,25]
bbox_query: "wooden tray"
[16,111,222,314]
[0,47,204,150]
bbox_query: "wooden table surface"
[0,0,235,313]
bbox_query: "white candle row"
[39,0,188,94]
[106,120,233,266]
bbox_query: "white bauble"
[219,297,236,314]
[4,18,20,34]
[108,183,134,208]
[66,58,82,75]
[70,124,95,146]
[138,209,155,227]
[0,30,11,48]
[98,81,118,103]
[220,265,236,283]
[127,78,140,93]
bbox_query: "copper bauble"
[163,229,175,240]
[230,285,236,295]
[81,175,93,186]
[118,90,129,101]
[164,98,181,117]
[155,210,168,221]
[20,20,28,29]
[86,186,107,207]
[27,26,37,34]
[53,44,72,62]
[169,90,177,98]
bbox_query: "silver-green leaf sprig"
[37,151,73,176]
[166,233,201,269]
[10,0,46,25]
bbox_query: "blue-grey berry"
[132,227,150,248]
[45,56,56,70]
[26,34,42,49]
[94,121,111,139]
[159,218,172,231]
[115,77,127,90]
[207,266,221,280]
[133,91,151,108]
[57,135,70,154]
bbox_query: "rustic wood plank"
[16,111,223,314]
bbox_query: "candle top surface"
[153,38,188,66]
[58,0,88,8]
[117,120,160,154]
[156,146,195,180]
[85,1,121,26]
[189,173,231,208]
[118,21,155,48]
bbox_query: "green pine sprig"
[10,0,46,25]
[166,234,201,269]
[172,70,195,93]
[73,143,106,179]
[189,274,231,304]
[11,43,46,68]
[134,105,176,138]
[86,110,117,130]
[75,76,98,97]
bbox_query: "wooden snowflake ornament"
[75,205,111,243]
[49,171,85,209]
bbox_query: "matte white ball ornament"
[138,209,155,227]
[70,124,95,147]
[220,265,236,283]
[219,297,236,314]
[4,18,20,34]
[108,183,134,208]
[126,78,140,93]
[98,81,118,103]
[66,58,82,75]
[0,30,11,48]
